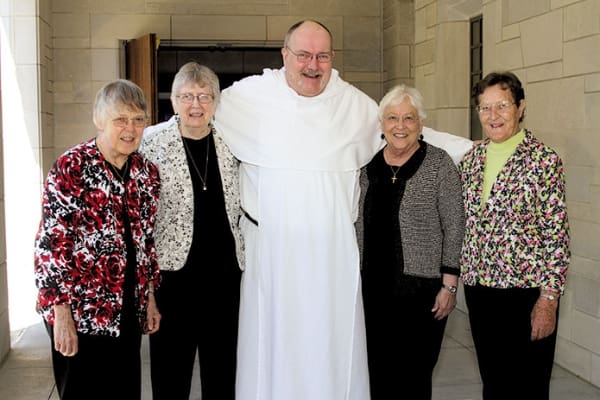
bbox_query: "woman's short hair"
[93,79,147,126]
[378,84,427,121]
[473,71,525,122]
[171,62,221,105]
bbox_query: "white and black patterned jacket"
[140,116,245,271]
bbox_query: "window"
[470,15,483,141]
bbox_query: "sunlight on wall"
[1,14,43,332]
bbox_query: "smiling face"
[381,98,424,157]
[282,21,334,97]
[171,82,216,136]
[477,83,526,143]
[95,106,147,166]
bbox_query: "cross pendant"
[391,176,397,183]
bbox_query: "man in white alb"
[215,19,472,400]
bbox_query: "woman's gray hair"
[171,62,220,105]
[378,84,427,121]
[93,79,147,125]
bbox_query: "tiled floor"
[1,311,599,400]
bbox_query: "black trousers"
[45,311,142,400]
[464,284,558,400]
[149,261,241,400]
[363,279,447,400]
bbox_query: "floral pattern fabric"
[34,138,161,336]
[459,130,569,293]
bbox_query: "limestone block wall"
[51,0,383,159]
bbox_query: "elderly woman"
[360,84,465,399]
[34,79,161,400]
[460,71,570,400]
[139,62,243,400]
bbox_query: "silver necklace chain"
[182,134,210,191]
[390,165,401,183]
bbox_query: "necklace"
[182,134,210,191]
[109,159,129,183]
[390,165,401,183]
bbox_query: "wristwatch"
[442,284,458,295]
[540,293,557,301]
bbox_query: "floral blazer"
[459,130,570,293]
[34,138,161,336]
[139,116,245,271]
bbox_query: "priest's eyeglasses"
[285,47,333,64]
[177,93,214,104]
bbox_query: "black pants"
[363,278,447,400]
[45,312,142,400]
[149,261,241,400]
[464,284,558,400]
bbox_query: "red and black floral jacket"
[34,138,161,336]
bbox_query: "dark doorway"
[156,46,282,122]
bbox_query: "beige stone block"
[527,77,586,133]
[504,0,551,25]
[40,113,54,149]
[171,15,266,41]
[552,0,590,8]
[53,0,94,13]
[352,81,381,102]
[414,39,434,66]
[565,36,600,77]
[585,73,600,92]
[564,0,600,41]
[415,0,435,10]
[592,352,600,388]
[289,0,380,17]
[482,1,502,68]
[344,17,381,50]
[565,165,593,203]
[567,201,592,220]
[344,72,382,82]
[88,0,146,13]
[526,61,563,83]
[426,2,437,26]
[555,333,592,381]
[502,22,520,40]
[572,308,600,354]
[432,108,470,140]
[570,219,600,260]
[585,93,600,133]
[91,14,171,48]
[520,10,562,67]
[91,49,119,81]
[384,44,411,81]
[54,38,91,49]
[415,7,427,43]
[433,22,469,108]
[591,184,600,224]
[570,257,600,286]
[493,37,523,70]
[53,13,89,38]
[344,49,381,72]
[571,274,600,317]
[54,49,91,81]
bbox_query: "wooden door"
[125,33,158,125]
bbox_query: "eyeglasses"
[476,100,515,115]
[285,47,333,64]
[112,116,148,128]
[384,113,420,127]
[176,93,214,104]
